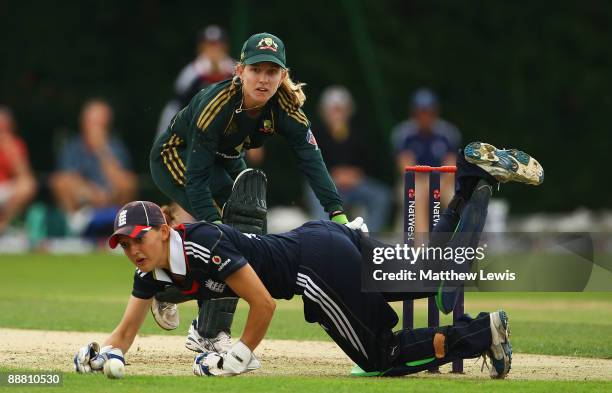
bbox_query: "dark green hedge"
[1,1,610,212]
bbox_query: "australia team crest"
[257,37,278,52]
[259,119,274,134]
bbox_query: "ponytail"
[160,204,176,226]
[279,71,306,108]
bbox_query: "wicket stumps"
[402,165,464,373]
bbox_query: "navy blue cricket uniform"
[132,220,492,374]
[398,131,454,167]
[131,221,301,301]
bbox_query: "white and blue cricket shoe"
[185,319,232,353]
[486,310,512,379]
[464,142,544,186]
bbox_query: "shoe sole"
[490,310,512,379]
[464,142,544,185]
[150,299,179,331]
[350,364,383,377]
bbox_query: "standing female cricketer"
[148,32,352,349]
[73,142,544,378]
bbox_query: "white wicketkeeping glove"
[345,216,369,233]
[193,341,261,377]
[74,343,124,373]
[74,342,100,373]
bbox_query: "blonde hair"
[279,71,306,108]
[234,64,307,108]
[160,204,176,225]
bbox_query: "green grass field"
[0,372,610,393]
[1,253,611,392]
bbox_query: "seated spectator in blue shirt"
[49,99,137,235]
[391,88,461,232]
[306,86,391,232]
[392,88,461,167]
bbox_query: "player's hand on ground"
[74,342,100,373]
[89,346,125,371]
[345,216,369,233]
[193,341,261,377]
[74,343,124,373]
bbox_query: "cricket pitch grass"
[1,254,611,392]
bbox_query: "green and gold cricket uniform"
[150,78,343,222]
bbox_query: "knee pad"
[222,169,267,235]
[197,298,239,337]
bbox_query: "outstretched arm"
[278,111,344,218]
[74,295,151,373]
[224,264,276,351]
[103,295,151,354]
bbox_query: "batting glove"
[193,341,261,377]
[345,216,369,233]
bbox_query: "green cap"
[240,32,286,68]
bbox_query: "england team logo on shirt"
[205,279,226,293]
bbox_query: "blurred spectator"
[156,25,235,137]
[0,107,37,234]
[306,86,391,232]
[392,88,461,165]
[391,88,461,233]
[49,99,136,235]
[156,25,235,222]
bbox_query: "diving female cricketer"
[73,142,544,378]
[148,32,352,350]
